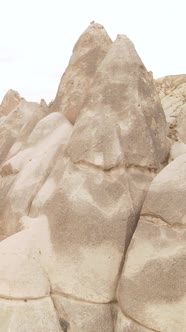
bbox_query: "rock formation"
[117,154,186,331]
[156,75,186,161]
[0,89,23,116]
[0,22,185,331]
[51,23,112,124]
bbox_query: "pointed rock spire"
[51,23,112,124]
[67,34,169,171]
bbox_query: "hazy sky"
[0,0,185,103]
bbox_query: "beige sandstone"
[170,141,186,160]
[117,154,186,332]
[0,297,62,332]
[51,22,112,124]
[52,295,114,332]
[156,75,186,161]
[39,33,169,306]
[0,112,72,236]
[114,309,154,331]
[0,22,185,332]
[0,224,50,299]
[0,89,23,116]
[0,99,48,165]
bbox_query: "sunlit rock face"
[156,75,186,161]
[51,22,112,124]
[117,154,186,332]
[0,89,23,116]
[0,99,48,166]
[0,112,72,236]
[1,22,184,332]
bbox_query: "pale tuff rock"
[39,98,48,108]
[40,33,169,304]
[170,141,186,161]
[115,309,154,332]
[156,74,186,96]
[117,154,186,332]
[176,104,186,143]
[0,225,50,299]
[0,89,23,116]
[67,34,169,170]
[0,112,72,236]
[0,22,184,332]
[51,22,112,124]
[156,75,186,161]
[169,104,186,161]
[52,295,114,332]
[29,144,69,217]
[0,298,62,332]
[0,99,48,165]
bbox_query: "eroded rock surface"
[0,99,48,165]
[0,89,23,116]
[156,75,186,161]
[0,112,72,236]
[51,22,112,124]
[117,154,186,332]
[0,22,184,332]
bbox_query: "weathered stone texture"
[0,22,185,332]
[51,23,112,124]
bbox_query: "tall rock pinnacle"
[51,23,112,124]
[67,34,169,170]
[0,22,181,332]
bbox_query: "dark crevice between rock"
[59,318,70,332]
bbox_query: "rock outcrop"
[51,23,112,124]
[0,111,72,235]
[0,22,185,331]
[117,154,186,331]
[156,75,186,161]
[0,89,23,116]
